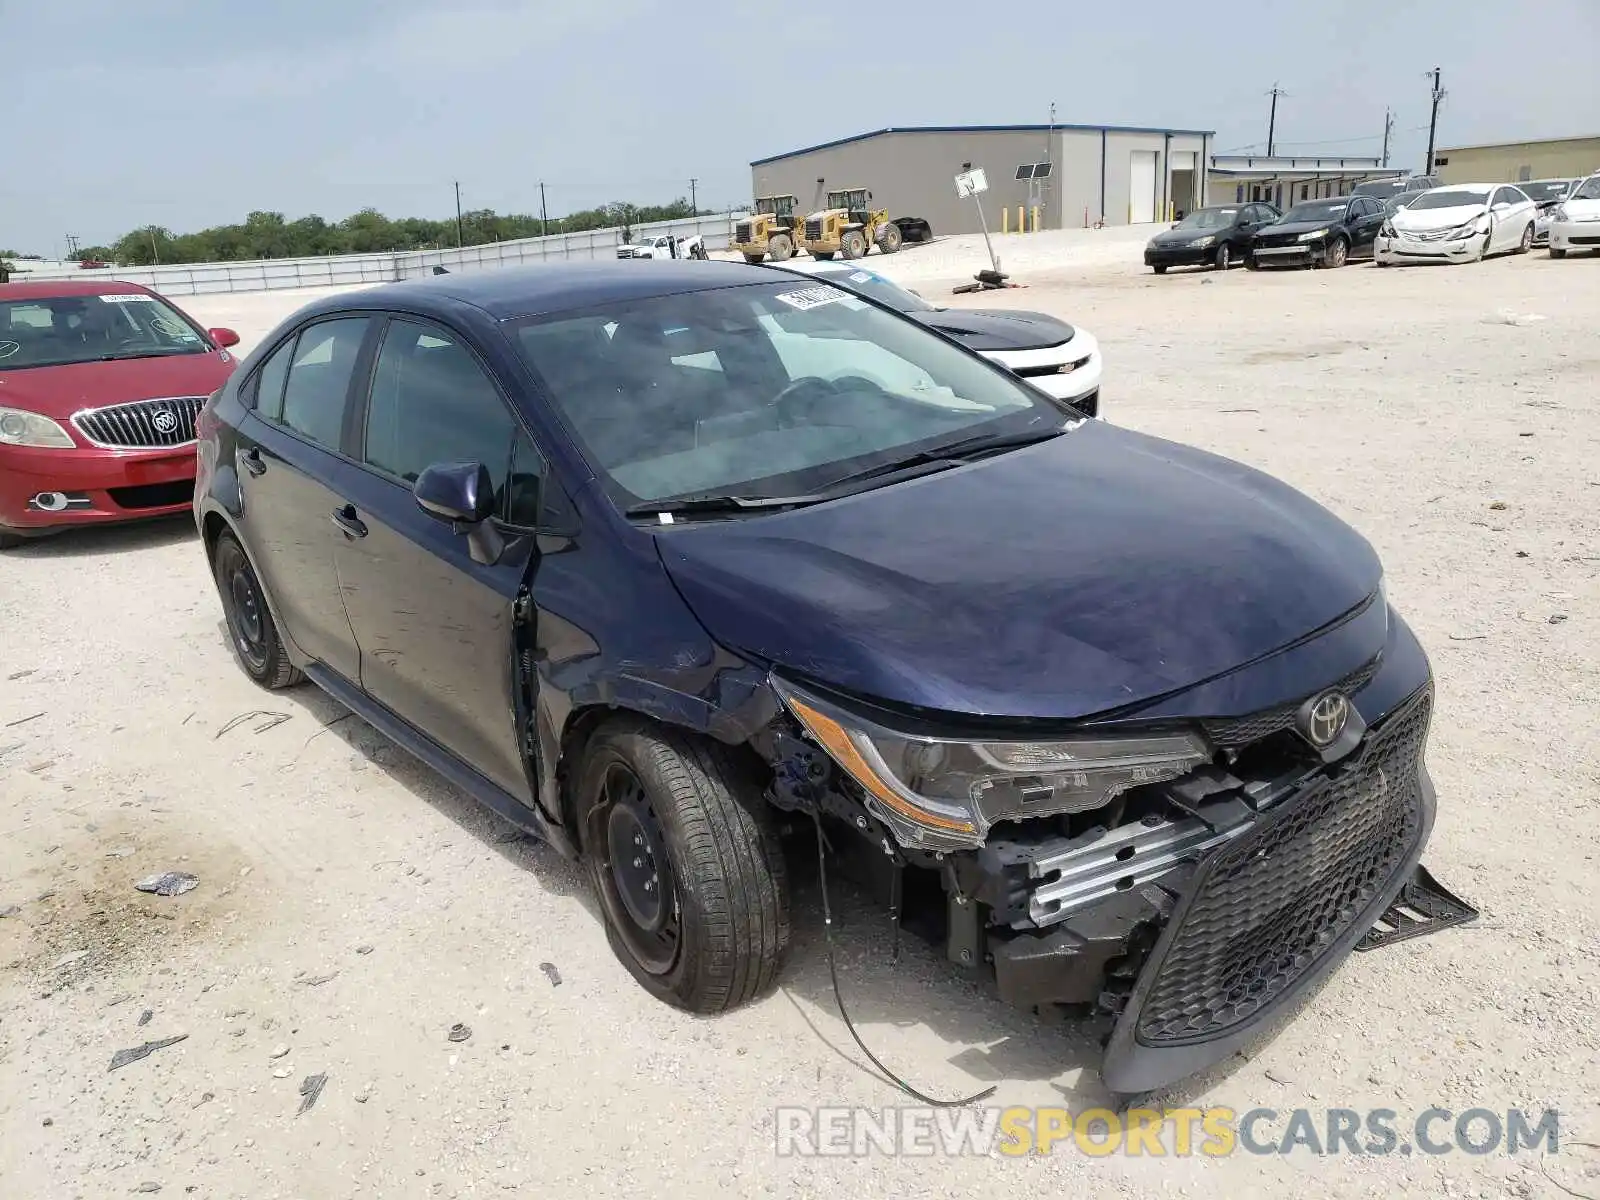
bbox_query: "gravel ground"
[2,239,1597,1199]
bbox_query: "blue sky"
[4,0,1597,254]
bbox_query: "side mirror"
[209,327,240,348]
[414,461,504,564]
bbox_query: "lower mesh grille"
[1133,684,1431,1045]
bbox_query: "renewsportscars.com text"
[774,1106,1563,1158]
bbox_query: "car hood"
[909,308,1074,352]
[1149,227,1227,246]
[1256,218,1341,238]
[0,352,236,420]
[655,422,1383,720]
[1561,197,1600,219]
[1392,203,1486,232]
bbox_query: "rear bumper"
[0,442,196,534]
[1549,220,1600,252]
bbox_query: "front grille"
[1133,685,1432,1045]
[735,221,753,243]
[805,218,823,241]
[1201,656,1380,749]
[1572,234,1600,245]
[108,480,194,510]
[74,396,205,449]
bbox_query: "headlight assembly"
[1297,228,1329,242]
[1191,235,1216,248]
[0,407,75,449]
[773,678,1210,850]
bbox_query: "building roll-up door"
[1130,151,1157,223]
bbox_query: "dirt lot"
[2,237,1597,1198]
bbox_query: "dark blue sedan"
[194,260,1442,1095]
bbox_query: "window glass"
[505,430,545,528]
[513,280,1058,510]
[277,317,370,451]
[0,291,211,371]
[364,318,519,514]
[252,338,294,420]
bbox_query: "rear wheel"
[578,721,790,1013]
[213,533,301,689]
[840,229,868,259]
[768,232,794,261]
[876,223,903,254]
[1213,243,1232,270]
[742,253,765,264]
[813,250,835,261]
[1550,247,1568,259]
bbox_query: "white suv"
[1547,172,1600,258]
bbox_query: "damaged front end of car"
[752,660,1444,1096]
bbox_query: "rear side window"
[363,318,533,520]
[252,339,293,420]
[275,317,371,451]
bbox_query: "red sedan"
[0,280,241,548]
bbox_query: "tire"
[1213,243,1232,271]
[1318,237,1349,269]
[768,232,794,261]
[1549,247,1567,259]
[0,527,27,550]
[1245,254,1260,270]
[813,251,835,261]
[840,229,868,260]
[1152,264,1168,275]
[213,532,301,689]
[577,720,790,1013]
[1517,223,1534,254]
[742,253,765,264]
[876,223,903,254]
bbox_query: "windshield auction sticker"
[774,286,847,311]
[98,294,157,303]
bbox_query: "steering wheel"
[769,376,843,426]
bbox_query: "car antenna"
[808,813,997,1107]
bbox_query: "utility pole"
[539,182,549,236]
[454,181,464,247]
[1266,84,1285,157]
[149,228,160,266]
[1423,67,1445,175]
[689,178,698,214]
[1044,100,1056,164]
[1381,107,1395,167]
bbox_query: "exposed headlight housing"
[1550,205,1569,222]
[773,678,1210,851]
[1296,228,1329,242]
[1380,220,1397,239]
[0,406,75,449]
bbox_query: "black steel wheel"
[579,721,790,1013]
[213,532,300,689]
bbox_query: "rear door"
[332,315,544,802]
[236,316,376,681]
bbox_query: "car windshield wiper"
[625,492,828,519]
[819,425,1068,490]
[93,347,200,361]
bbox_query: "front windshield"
[1407,189,1489,211]
[806,266,937,313]
[1174,208,1237,230]
[1353,180,1405,198]
[1282,201,1349,223]
[1519,180,1571,203]
[513,280,1063,509]
[0,291,211,371]
[1572,176,1600,202]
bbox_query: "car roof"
[312,260,778,322]
[0,278,156,301]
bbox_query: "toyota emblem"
[152,409,180,434]
[1301,690,1351,748]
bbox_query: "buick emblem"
[1301,690,1350,748]
[152,409,180,434]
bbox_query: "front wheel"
[1152,264,1168,275]
[876,223,903,254]
[578,722,790,1013]
[1549,247,1568,259]
[1517,223,1534,254]
[213,533,301,689]
[840,229,869,259]
[1318,237,1349,269]
[1213,243,1232,271]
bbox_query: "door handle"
[241,447,267,477]
[330,504,368,538]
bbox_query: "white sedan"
[769,258,1104,417]
[1548,173,1600,259]
[1374,183,1539,266]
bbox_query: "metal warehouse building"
[749,123,1215,235]
[1433,134,1600,184]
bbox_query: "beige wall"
[749,129,1211,235]
[1435,138,1600,184]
